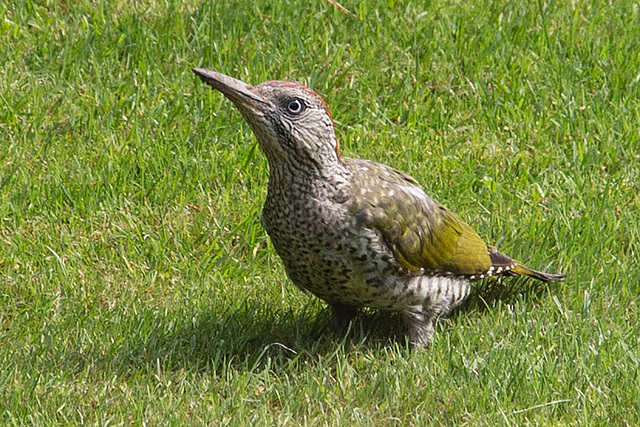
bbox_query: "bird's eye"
[286,98,305,115]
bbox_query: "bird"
[192,68,566,347]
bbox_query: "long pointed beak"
[192,68,269,108]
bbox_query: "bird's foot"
[404,310,434,348]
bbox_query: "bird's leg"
[330,302,358,331]
[403,309,434,348]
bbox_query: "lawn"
[1,0,639,424]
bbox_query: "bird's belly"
[268,232,363,302]
[263,215,397,306]
[266,219,471,312]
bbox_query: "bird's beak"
[192,68,269,109]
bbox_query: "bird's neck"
[266,158,351,201]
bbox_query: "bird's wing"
[346,158,492,276]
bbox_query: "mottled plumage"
[193,68,566,346]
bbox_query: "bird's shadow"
[108,277,551,375]
[109,302,406,376]
[458,276,553,314]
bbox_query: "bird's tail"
[510,263,567,282]
[487,245,566,282]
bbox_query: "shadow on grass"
[111,301,408,375]
[457,276,554,315]
[109,277,552,375]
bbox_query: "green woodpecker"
[193,68,566,347]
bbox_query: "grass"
[1,0,639,424]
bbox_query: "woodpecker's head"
[193,68,340,173]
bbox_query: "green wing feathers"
[347,159,566,281]
[437,210,492,275]
[348,159,492,275]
